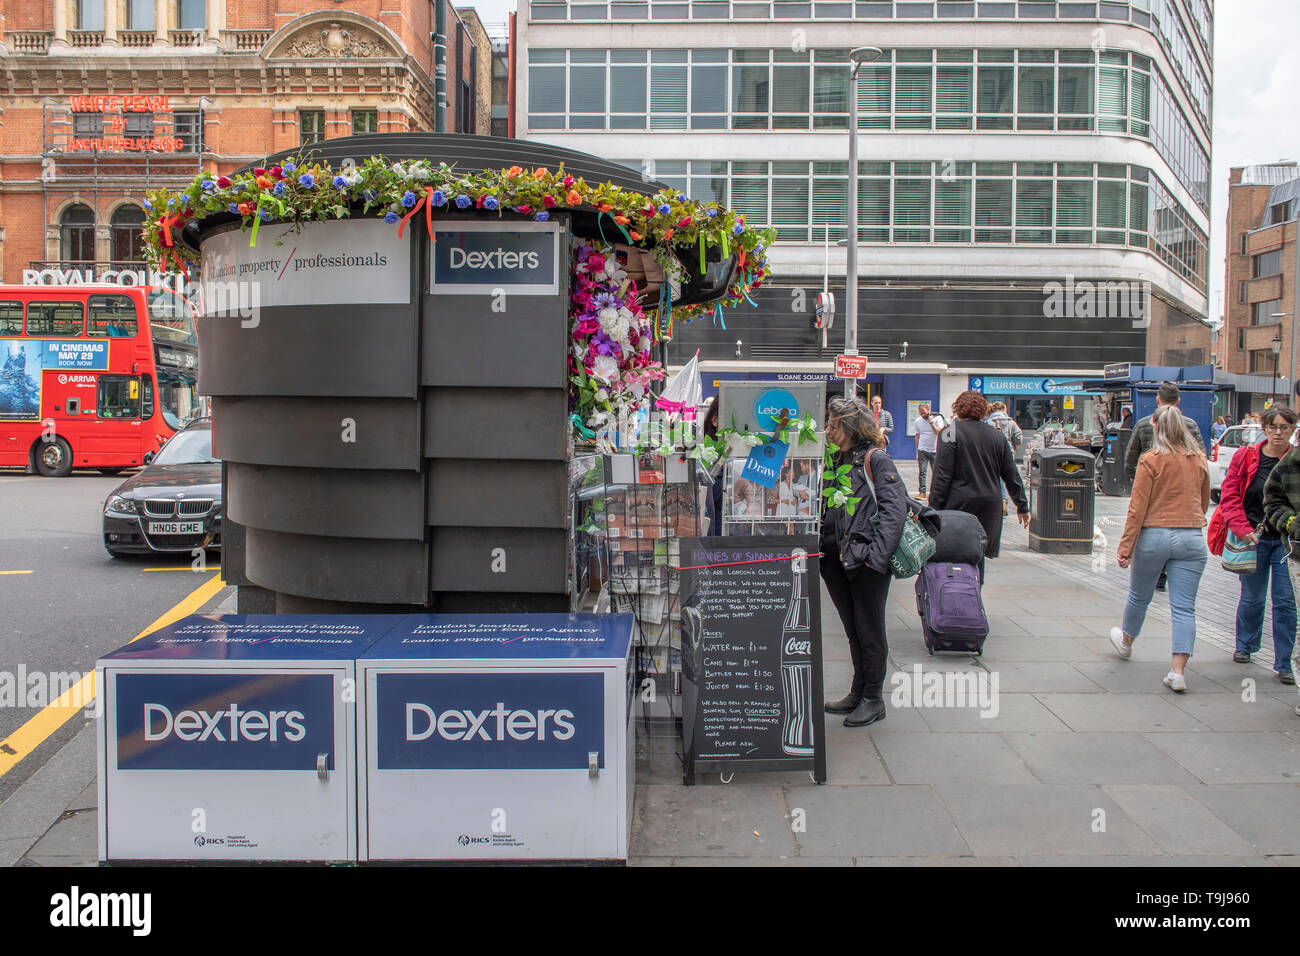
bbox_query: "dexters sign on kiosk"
[96,614,398,862]
[357,613,635,862]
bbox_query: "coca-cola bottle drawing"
[780,547,814,756]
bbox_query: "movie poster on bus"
[0,340,42,421]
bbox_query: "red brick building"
[1222,163,1300,410]
[0,0,493,282]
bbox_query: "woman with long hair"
[1110,405,1211,692]
[1218,405,1297,681]
[820,396,908,727]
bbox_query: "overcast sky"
[465,0,1299,318]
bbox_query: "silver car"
[1208,425,1265,502]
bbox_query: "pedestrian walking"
[1212,416,1228,442]
[703,397,724,536]
[914,402,943,499]
[820,396,907,728]
[1218,405,1298,681]
[870,395,894,446]
[928,390,1029,564]
[1110,406,1210,692]
[985,401,1023,516]
[1262,439,1300,714]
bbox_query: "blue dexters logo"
[375,672,603,770]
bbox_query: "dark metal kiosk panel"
[244,527,428,605]
[422,388,568,461]
[229,463,425,540]
[212,396,422,471]
[421,294,567,389]
[426,459,567,528]
[430,527,568,592]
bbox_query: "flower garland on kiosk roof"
[141,155,776,326]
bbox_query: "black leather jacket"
[821,442,909,576]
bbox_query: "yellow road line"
[0,573,226,780]
[0,570,34,575]
[142,567,222,572]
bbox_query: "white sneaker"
[1109,627,1132,660]
[1163,672,1187,693]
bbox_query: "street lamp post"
[844,46,882,398]
[1273,312,1294,405]
[1271,331,1282,405]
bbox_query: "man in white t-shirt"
[914,402,944,498]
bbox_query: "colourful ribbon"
[712,302,726,330]
[248,195,286,248]
[699,232,706,272]
[598,210,631,246]
[570,414,596,440]
[157,213,180,248]
[398,186,436,241]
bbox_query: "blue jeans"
[1235,536,1297,673]
[1123,528,1208,655]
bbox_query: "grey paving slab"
[964,662,1106,694]
[1192,661,1285,689]
[917,693,1073,733]
[1019,855,1275,866]
[1036,692,1211,733]
[1073,661,1236,694]
[887,651,986,672]
[874,733,1037,784]
[23,808,97,860]
[855,856,1020,866]
[1073,635,1182,664]
[1143,733,1300,784]
[66,783,97,812]
[1100,785,1258,856]
[935,784,1163,857]
[0,722,97,867]
[1006,616,1101,638]
[653,856,856,866]
[821,730,894,785]
[984,615,1035,637]
[630,784,797,858]
[1267,855,1300,866]
[1005,733,1201,785]
[1073,617,1140,638]
[1181,785,1300,855]
[1166,692,1300,732]
[790,785,971,858]
[1014,600,1125,617]
[981,637,1106,663]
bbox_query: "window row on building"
[54,204,147,263]
[1149,0,1209,124]
[621,157,1207,289]
[529,46,1207,206]
[529,0,1159,24]
[299,109,381,145]
[65,110,204,153]
[71,0,207,31]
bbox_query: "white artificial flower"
[411,164,431,181]
[830,490,848,508]
[591,354,619,384]
[390,162,406,178]
[741,434,764,447]
[699,445,719,467]
[594,388,609,401]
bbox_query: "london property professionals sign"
[200,219,411,312]
[429,221,560,295]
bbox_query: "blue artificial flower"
[431,189,446,206]
[258,209,273,222]
[227,203,240,215]
[298,173,314,188]
[535,211,550,222]
[483,195,499,211]
[401,190,417,208]
[733,224,743,236]
[283,162,296,174]
[755,242,765,253]
[201,178,216,191]
[333,175,347,189]
[706,208,717,218]
[657,203,671,215]
[273,181,286,197]
[143,199,153,210]
[384,211,400,224]
[363,188,377,202]
[167,197,176,208]
[455,194,471,209]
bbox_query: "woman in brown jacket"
[1109,405,1211,692]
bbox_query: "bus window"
[26,301,85,336]
[88,294,139,337]
[147,289,197,345]
[0,301,21,335]
[141,374,155,420]
[97,375,141,420]
[158,367,198,429]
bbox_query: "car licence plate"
[148,521,203,535]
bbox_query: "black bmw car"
[102,418,221,557]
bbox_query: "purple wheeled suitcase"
[914,562,989,655]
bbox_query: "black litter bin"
[1099,426,1133,497]
[1029,446,1096,554]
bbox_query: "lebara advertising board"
[357,614,635,861]
[96,615,402,862]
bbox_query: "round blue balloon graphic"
[754,388,799,430]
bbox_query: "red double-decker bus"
[0,284,199,476]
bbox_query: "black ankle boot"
[844,696,886,727]
[824,691,862,714]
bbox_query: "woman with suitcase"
[820,396,908,727]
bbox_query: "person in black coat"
[929,389,1030,560]
[820,396,908,728]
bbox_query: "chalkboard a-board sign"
[679,535,826,785]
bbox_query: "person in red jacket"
[1218,404,1298,682]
